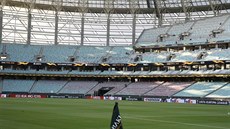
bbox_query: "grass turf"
[0,98,230,129]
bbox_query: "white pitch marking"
[125,115,229,129]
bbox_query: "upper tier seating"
[2,42,230,64]
[36,70,69,75]
[0,69,37,74]
[42,45,76,63]
[100,71,130,76]
[163,22,194,45]
[68,70,101,75]
[203,48,230,61]
[136,26,170,47]
[173,82,227,97]
[2,44,41,62]
[2,79,35,93]
[206,83,230,98]
[182,15,228,44]
[136,14,230,47]
[171,50,202,62]
[106,46,133,64]
[138,52,169,63]
[211,15,230,42]
[75,46,110,63]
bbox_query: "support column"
[209,1,216,16]
[106,13,110,46]
[132,13,136,45]
[130,0,139,45]
[104,0,113,46]
[27,11,32,45]
[80,14,84,46]
[0,0,5,44]
[153,0,163,27]
[78,0,88,46]
[158,14,163,27]
[52,0,62,45]
[208,0,220,16]
[181,0,191,22]
[26,0,34,45]
[54,11,59,45]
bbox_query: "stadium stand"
[203,48,230,61]
[217,70,230,74]
[148,71,167,75]
[30,80,67,94]
[130,71,150,76]
[0,69,37,74]
[173,82,227,98]
[2,44,41,62]
[2,79,35,93]
[136,26,171,47]
[211,15,230,42]
[171,50,202,62]
[100,71,127,76]
[138,52,168,63]
[106,46,133,64]
[144,82,193,97]
[206,83,230,98]
[36,70,69,75]
[136,14,230,47]
[68,70,101,76]
[75,46,110,63]
[59,81,98,95]
[1,42,230,64]
[42,45,76,63]
[87,81,130,96]
[0,1,230,99]
[182,15,228,44]
[116,81,163,96]
[163,21,195,45]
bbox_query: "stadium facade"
[0,0,230,102]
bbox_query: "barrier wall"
[2,94,229,105]
[198,100,229,105]
[9,94,47,98]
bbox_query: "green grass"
[0,98,230,129]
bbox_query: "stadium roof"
[5,0,230,14]
[1,0,230,46]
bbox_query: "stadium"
[0,0,230,129]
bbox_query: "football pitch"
[0,98,230,129]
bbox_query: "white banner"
[0,94,7,98]
[104,96,122,101]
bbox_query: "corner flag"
[110,102,123,129]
